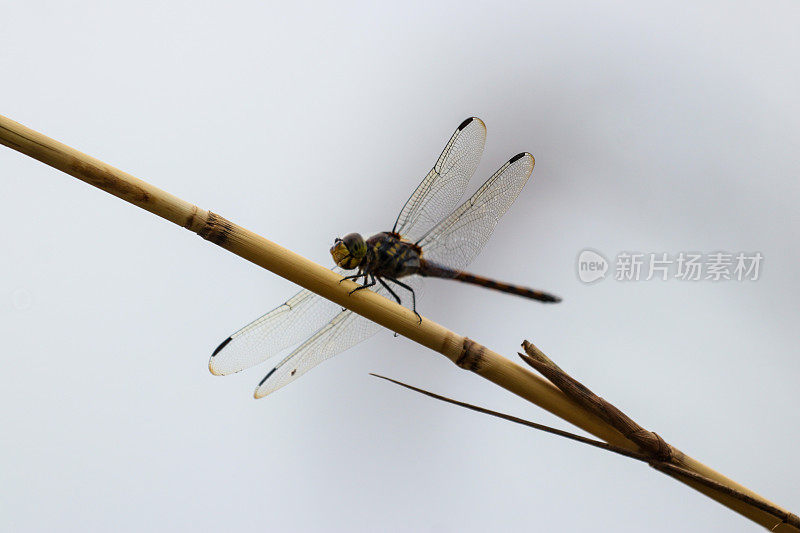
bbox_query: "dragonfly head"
[330,233,366,270]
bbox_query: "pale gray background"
[1,1,798,532]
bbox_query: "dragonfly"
[210,117,560,398]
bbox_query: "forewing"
[254,277,423,398]
[392,117,486,242]
[418,153,534,270]
[209,270,347,376]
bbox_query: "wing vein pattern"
[418,152,535,270]
[393,117,486,242]
[208,268,347,376]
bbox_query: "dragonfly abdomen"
[418,259,561,303]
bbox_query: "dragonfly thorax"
[331,231,422,279]
[330,232,367,270]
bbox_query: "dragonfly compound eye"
[330,233,365,270]
[342,233,366,263]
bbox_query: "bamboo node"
[182,204,201,230]
[198,211,235,245]
[456,338,485,371]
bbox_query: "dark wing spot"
[457,117,475,131]
[509,152,527,164]
[211,336,232,357]
[258,367,277,386]
[291,369,297,376]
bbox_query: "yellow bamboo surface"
[1,114,795,532]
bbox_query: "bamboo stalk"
[1,114,795,531]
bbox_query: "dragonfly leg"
[349,274,376,295]
[376,277,402,305]
[341,273,368,309]
[385,277,421,324]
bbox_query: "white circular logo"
[577,249,608,283]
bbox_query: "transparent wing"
[209,268,348,376]
[392,117,486,242]
[254,276,423,398]
[418,152,534,270]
